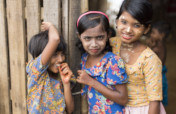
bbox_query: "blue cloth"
[81,52,128,114]
[162,65,168,106]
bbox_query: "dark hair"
[29,30,67,58]
[117,0,153,27]
[110,27,116,37]
[76,11,112,54]
[152,21,171,40]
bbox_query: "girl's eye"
[83,37,91,41]
[53,53,58,57]
[96,36,104,40]
[121,20,127,24]
[134,24,141,28]
[61,53,65,57]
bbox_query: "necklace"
[120,43,139,63]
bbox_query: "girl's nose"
[91,39,98,47]
[57,55,64,63]
[126,26,132,33]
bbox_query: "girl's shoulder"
[26,54,48,74]
[143,47,159,57]
[104,52,124,67]
[106,52,123,60]
[137,47,161,64]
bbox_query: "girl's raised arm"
[41,22,60,65]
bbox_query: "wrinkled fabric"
[26,55,65,114]
[81,52,128,114]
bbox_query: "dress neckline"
[125,47,149,66]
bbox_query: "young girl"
[110,0,166,113]
[26,22,74,114]
[146,21,171,106]
[76,11,128,114]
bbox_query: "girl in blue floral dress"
[76,11,128,114]
[26,22,74,114]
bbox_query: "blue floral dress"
[26,55,65,114]
[81,52,128,114]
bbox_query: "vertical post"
[80,0,89,113]
[69,0,81,113]
[0,0,11,113]
[26,0,40,60]
[81,0,89,13]
[62,0,69,62]
[6,0,27,113]
[43,0,61,32]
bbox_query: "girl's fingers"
[60,63,68,70]
[77,70,82,75]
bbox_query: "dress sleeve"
[106,56,128,85]
[109,37,117,47]
[143,53,163,101]
[26,54,49,79]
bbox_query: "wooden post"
[0,0,11,113]
[80,0,89,113]
[43,0,61,32]
[62,0,69,62]
[81,0,89,13]
[26,0,41,61]
[6,0,27,113]
[69,0,81,113]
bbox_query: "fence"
[0,0,88,113]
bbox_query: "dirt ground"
[165,41,176,114]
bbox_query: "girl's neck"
[86,52,106,68]
[121,41,140,51]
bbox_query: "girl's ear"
[144,25,151,34]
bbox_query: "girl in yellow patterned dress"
[110,0,166,114]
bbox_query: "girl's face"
[116,11,149,44]
[48,51,65,73]
[79,24,108,57]
[150,28,163,41]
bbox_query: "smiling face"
[150,28,164,41]
[116,11,149,44]
[48,51,65,73]
[79,24,108,57]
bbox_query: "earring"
[116,26,117,29]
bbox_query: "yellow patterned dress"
[110,37,162,107]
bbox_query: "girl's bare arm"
[148,101,160,114]
[41,22,60,65]
[59,63,74,113]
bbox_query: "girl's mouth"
[90,49,99,53]
[56,64,61,67]
[122,34,132,40]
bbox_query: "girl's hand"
[41,22,52,31]
[76,70,93,85]
[58,63,73,84]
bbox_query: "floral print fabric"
[81,52,128,114]
[26,55,65,114]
